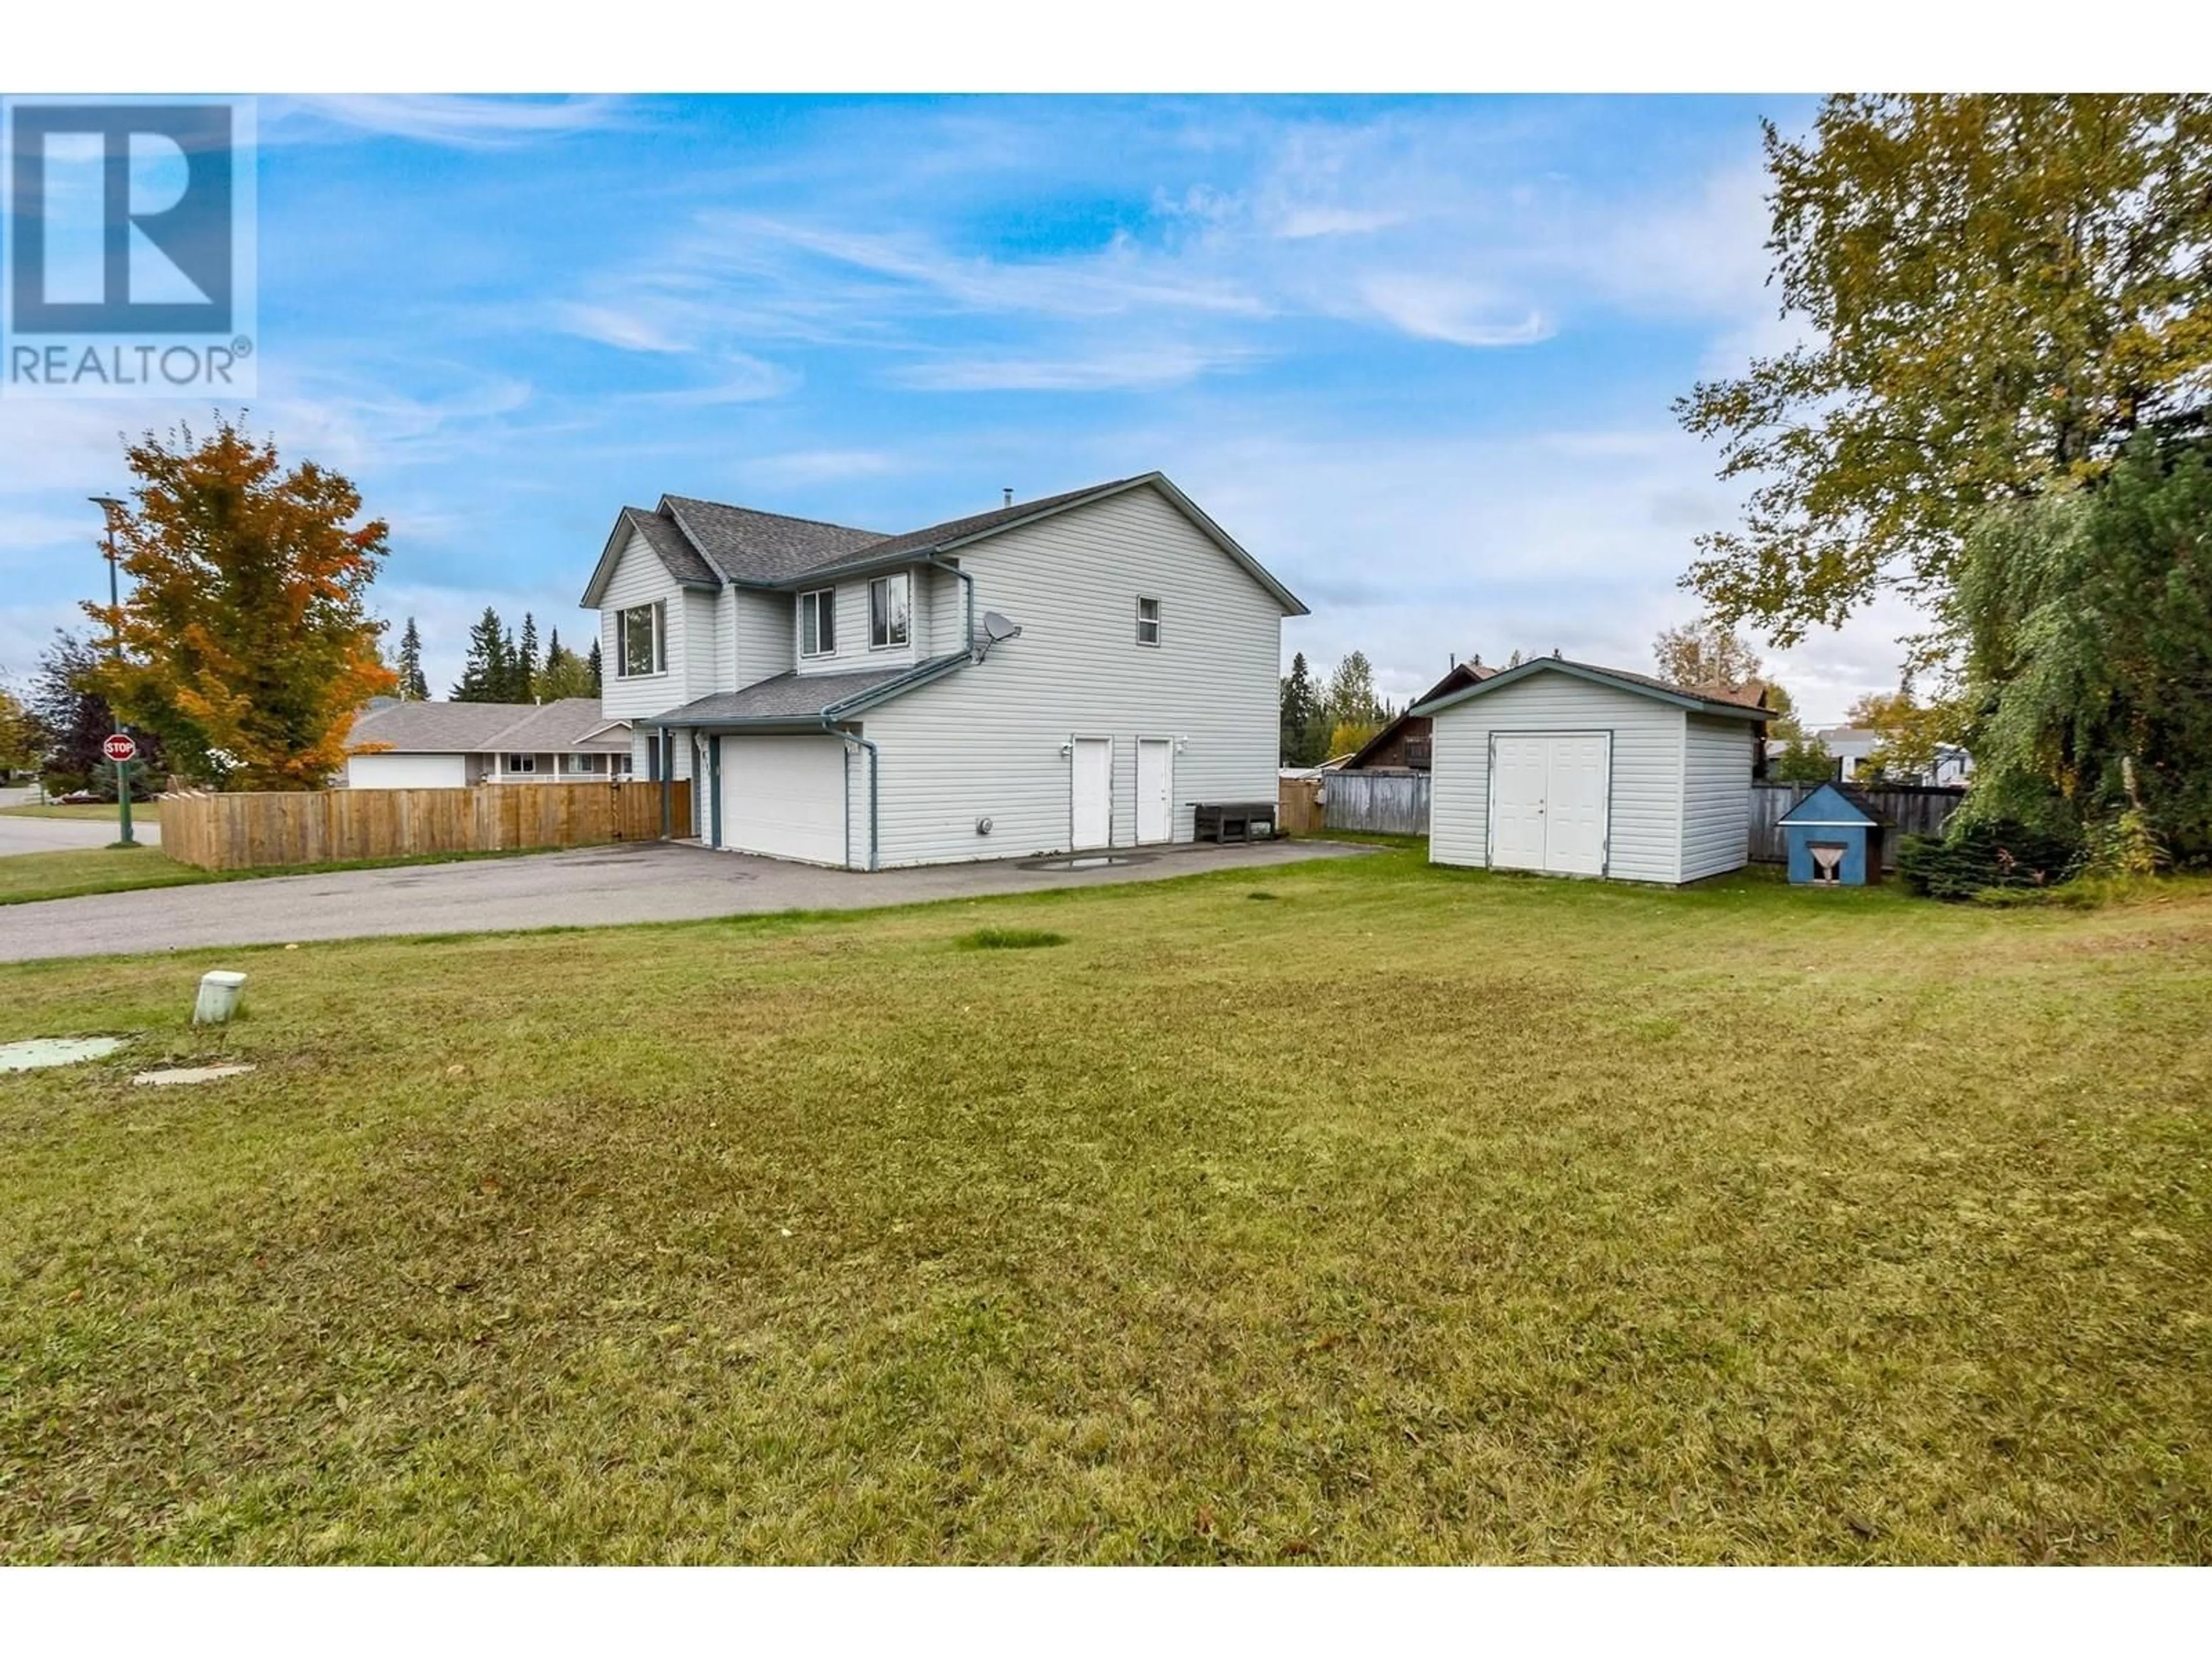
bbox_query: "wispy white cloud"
[270,96,627,149]
[889,343,1262,391]
[1355,275,1551,348]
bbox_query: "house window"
[616,601,665,677]
[503,753,537,775]
[560,753,602,776]
[870,573,910,649]
[1136,597,1161,646]
[800,588,836,658]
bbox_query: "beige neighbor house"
[344,698,634,789]
[578,472,1306,869]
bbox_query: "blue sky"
[1,93,1914,721]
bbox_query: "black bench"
[1192,801,1278,843]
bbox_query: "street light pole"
[88,495,134,848]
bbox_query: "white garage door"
[1490,733,1610,876]
[719,736,846,865]
[347,752,468,790]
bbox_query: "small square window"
[1135,597,1161,646]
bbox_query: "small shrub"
[955,927,1067,951]
[1898,820,2081,902]
[1245,890,1279,901]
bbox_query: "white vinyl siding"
[733,588,793,688]
[794,572,921,677]
[1679,713,1755,881]
[850,484,1283,867]
[1428,672,1689,884]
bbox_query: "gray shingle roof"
[350,698,630,755]
[647,657,967,727]
[660,496,887,585]
[621,506,719,588]
[789,479,1143,579]
[1409,657,1772,721]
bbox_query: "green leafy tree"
[535,636,597,701]
[1770,734,1838,783]
[1324,650,1384,729]
[1953,435,2212,859]
[1679,95,2212,647]
[0,681,42,779]
[394,616,430,702]
[452,608,514,703]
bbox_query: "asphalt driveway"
[0,838,1370,963]
[0,812,161,855]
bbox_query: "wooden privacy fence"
[1322,769,1431,836]
[162,781,692,872]
[1748,781,1963,869]
[1277,776,1325,835]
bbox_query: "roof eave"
[1411,658,1771,721]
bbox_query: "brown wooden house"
[1339,661,1497,771]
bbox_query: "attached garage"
[716,736,849,865]
[1411,657,1767,885]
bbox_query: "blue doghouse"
[1778,781,1888,886]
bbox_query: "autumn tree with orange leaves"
[89,416,397,790]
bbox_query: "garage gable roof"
[1408,656,1772,722]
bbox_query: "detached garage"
[1410,657,1768,885]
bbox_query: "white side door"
[1070,737,1113,850]
[1541,734,1609,875]
[1488,735,1549,870]
[720,736,847,865]
[1135,738,1174,844]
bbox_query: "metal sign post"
[101,732,137,846]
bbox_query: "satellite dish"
[974,610,1023,661]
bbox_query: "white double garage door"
[1488,732,1609,877]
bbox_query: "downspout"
[821,715,879,872]
[922,553,976,658]
[707,733,723,849]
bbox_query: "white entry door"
[1070,736,1113,849]
[1135,738,1173,844]
[1488,732,1610,876]
[720,736,847,865]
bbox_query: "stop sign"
[102,732,138,764]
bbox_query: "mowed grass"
[0,801,164,822]
[0,844,565,906]
[2,849,2209,1564]
[0,847,214,905]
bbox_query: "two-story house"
[578,472,1306,868]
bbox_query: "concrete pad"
[0,1036,124,1072]
[131,1063,255,1086]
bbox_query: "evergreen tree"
[1279,652,1324,767]
[535,638,597,700]
[452,607,513,702]
[517,613,541,700]
[395,616,429,702]
[585,638,603,695]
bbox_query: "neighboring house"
[579,473,1306,868]
[1338,660,1497,772]
[345,699,634,789]
[1773,725,1973,787]
[1412,656,1769,884]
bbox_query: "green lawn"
[2,849,2208,1563]
[0,847,214,905]
[0,800,163,822]
[0,844,563,907]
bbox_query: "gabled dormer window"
[616,601,665,677]
[800,587,836,657]
[870,573,910,649]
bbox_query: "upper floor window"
[870,573,910,649]
[800,587,836,658]
[616,601,665,677]
[1135,596,1161,646]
